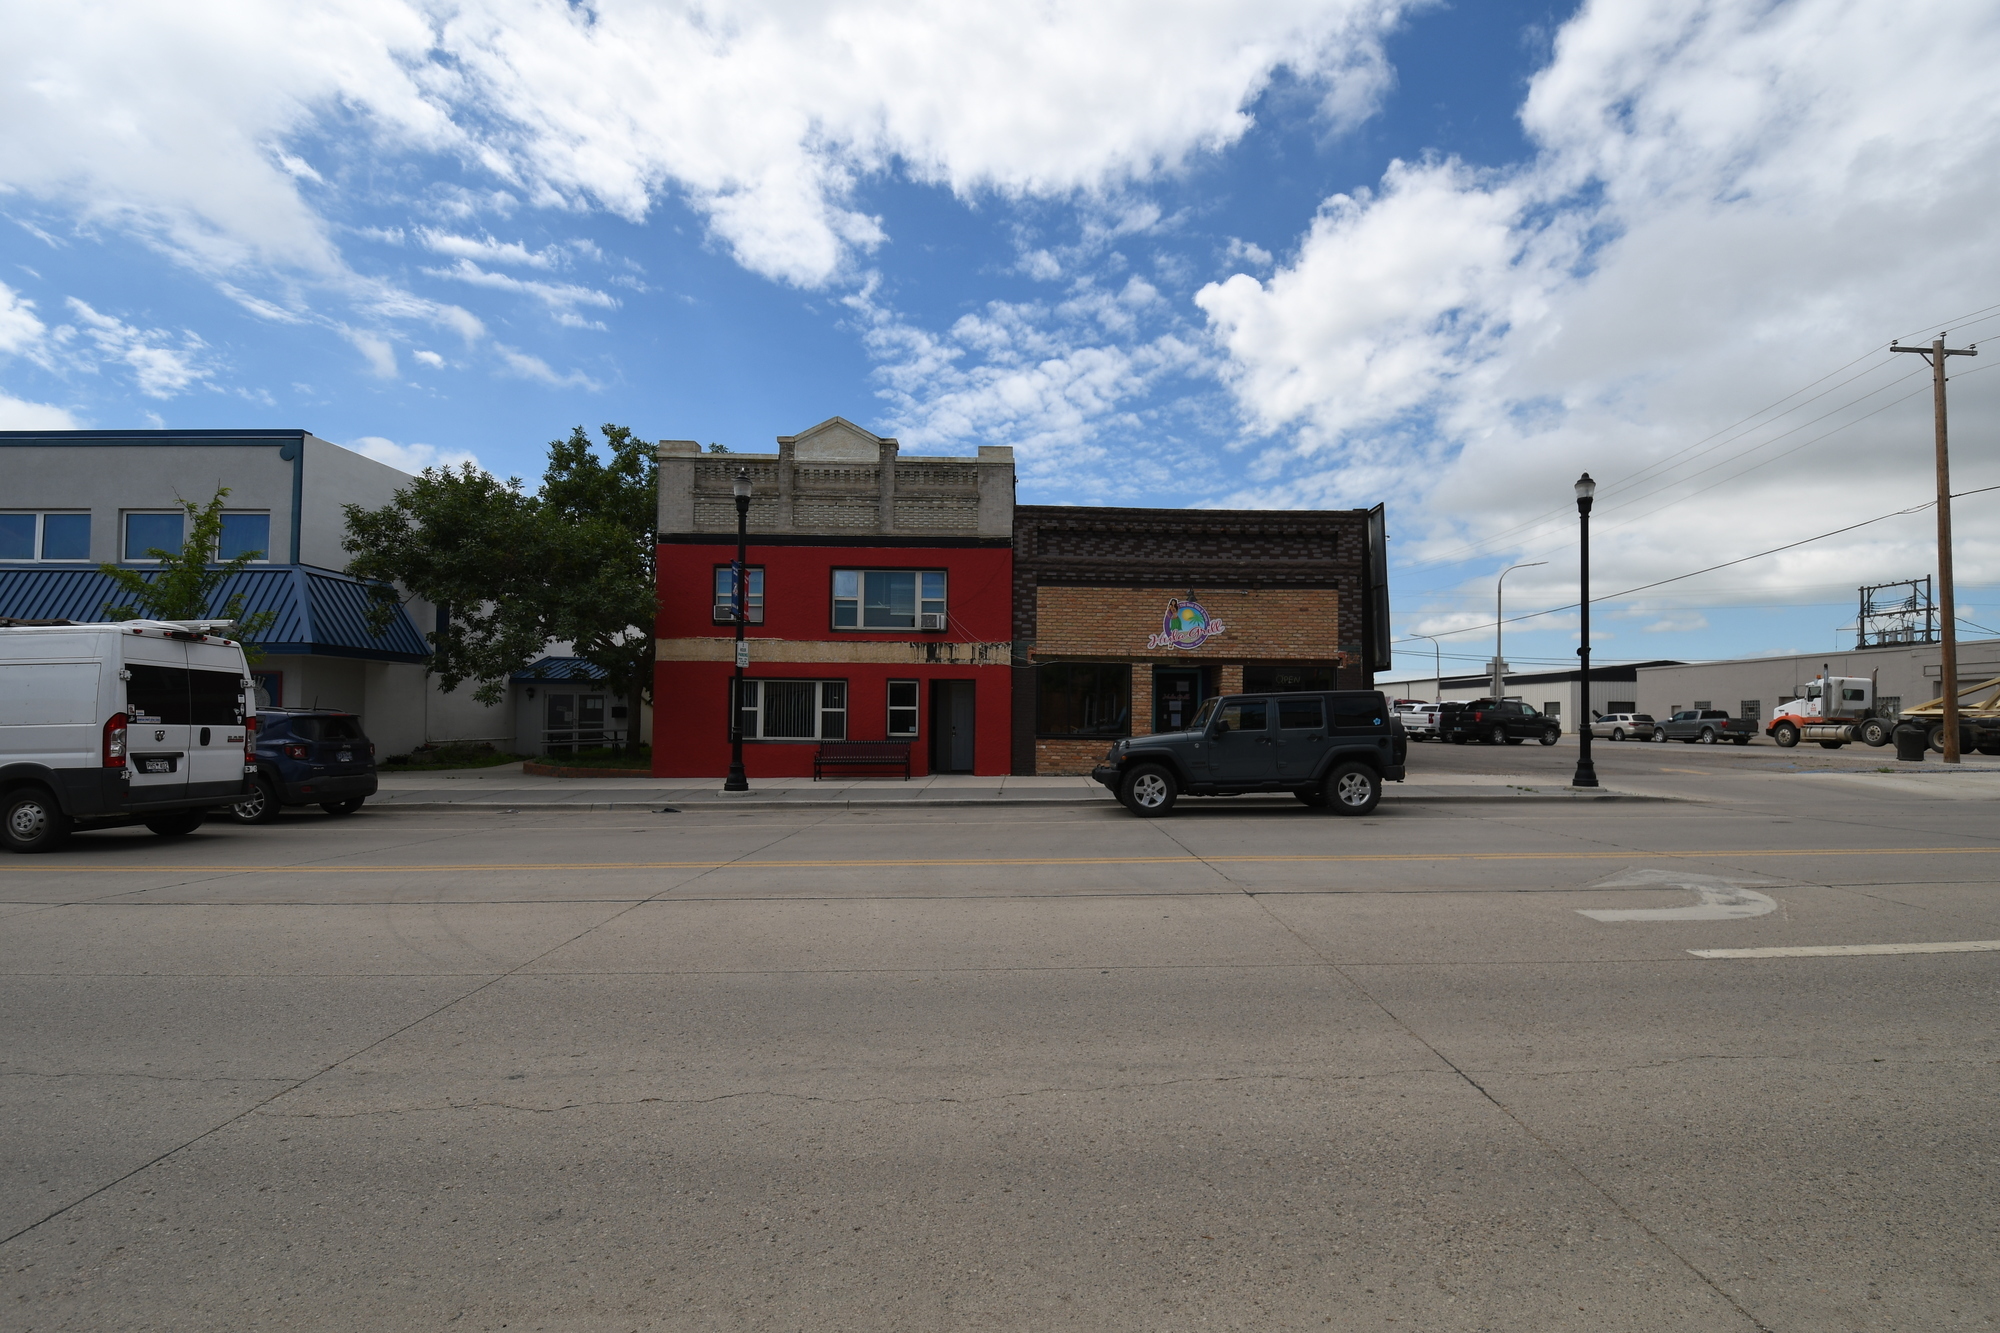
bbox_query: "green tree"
[342,425,658,751]
[100,486,278,661]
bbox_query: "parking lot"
[4,739,1998,1330]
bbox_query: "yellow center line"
[2,847,1994,873]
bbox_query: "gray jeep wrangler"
[1091,690,1407,817]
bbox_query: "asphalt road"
[4,743,1998,1331]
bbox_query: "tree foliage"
[342,426,658,736]
[100,486,278,661]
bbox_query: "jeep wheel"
[1119,764,1178,817]
[4,788,71,854]
[1326,763,1381,816]
[144,812,204,838]
[1772,723,1799,748]
[228,775,282,825]
[1538,729,1559,746]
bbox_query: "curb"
[373,789,1679,813]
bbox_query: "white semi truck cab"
[1768,675,1883,749]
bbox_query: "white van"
[1,620,255,852]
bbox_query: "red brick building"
[651,419,1016,778]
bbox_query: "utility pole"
[1413,633,1443,703]
[1893,334,1977,762]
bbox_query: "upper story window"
[218,513,270,560]
[0,512,90,561]
[713,566,765,624]
[122,510,270,562]
[832,569,946,631]
[124,511,184,561]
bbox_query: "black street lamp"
[1571,472,1599,789]
[723,467,752,792]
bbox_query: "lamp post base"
[723,762,748,792]
[1570,758,1599,788]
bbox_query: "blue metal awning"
[0,564,430,662]
[511,655,607,682]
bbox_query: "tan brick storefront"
[1012,506,1385,775]
[1034,586,1341,660]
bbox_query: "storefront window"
[887,680,919,736]
[1037,663,1130,736]
[736,679,846,739]
[1243,663,1341,693]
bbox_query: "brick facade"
[1012,505,1378,774]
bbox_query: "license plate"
[337,751,352,763]
[139,758,174,774]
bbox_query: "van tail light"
[104,713,128,768]
[283,744,309,760]
[368,743,376,757]
[244,715,258,762]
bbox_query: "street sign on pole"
[736,641,750,669]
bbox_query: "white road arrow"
[1577,868,1780,922]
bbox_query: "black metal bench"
[813,741,912,780]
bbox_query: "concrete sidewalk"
[373,763,1675,810]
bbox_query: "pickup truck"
[1391,701,1440,740]
[1652,709,1756,745]
[1437,699,1562,746]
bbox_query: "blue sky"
[5,0,1999,682]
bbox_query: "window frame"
[830,568,948,632]
[734,678,850,741]
[122,510,187,562]
[216,511,272,562]
[0,511,94,563]
[886,679,920,738]
[712,564,766,625]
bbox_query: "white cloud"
[0,0,1413,292]
[63,298,212,397]
[342,328,398,378]
[493,343,599,389]
[0,390,78,429]
[1196,0,2000,628]
[0,282,47,355]
[412,349,445,368]
[418,229,557,269]
[343,435,481,474]
[422,257,617,313]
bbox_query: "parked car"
[1652,709,1756,745]
[228,708,378,822]
[1588,712,1656,742]
[2,619,256,852]
[1392,700,1441,740]
[1091,690,1407,817]
[1437,699,1562,746]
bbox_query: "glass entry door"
[545,692,608,753]
[1153,668,1203,733]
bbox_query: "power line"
[1393,482,2000,646]
[1394,299,2000,577]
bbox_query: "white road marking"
[1577,868,1780,922]
[1690,940,2000,959]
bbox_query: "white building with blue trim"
[0,429,514,756]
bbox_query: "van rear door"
[123,633,190,803]
[184,642,250,798]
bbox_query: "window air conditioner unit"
[919,612,947,631]
[713,604,738,621]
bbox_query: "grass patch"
[381,742,528,772]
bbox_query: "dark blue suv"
[228,708,379,823]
